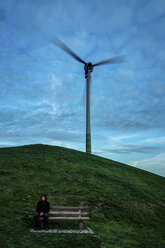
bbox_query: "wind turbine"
[52,38,125,154]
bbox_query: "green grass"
[0,144,165,248]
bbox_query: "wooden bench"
[40,206,89,229]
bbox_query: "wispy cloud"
[103,145,161,155]
[129,153,165,177]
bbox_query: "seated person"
[34,194,50,230]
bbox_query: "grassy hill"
[0,144,165,248]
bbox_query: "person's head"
[41,194,47,202]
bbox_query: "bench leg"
[78,221,83,229]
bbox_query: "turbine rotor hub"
[84,62,94,78]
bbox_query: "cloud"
[129,153,165,177]
[0,103,84,147]
[141,136,165,145]
[92,76,165,132]
[50,140,62,146]
[96,144,161,155]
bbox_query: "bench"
[40,206,90,229]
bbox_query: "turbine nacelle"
[84,62,94,78]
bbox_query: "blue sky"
[0,0,165,177]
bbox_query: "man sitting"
[34,194,50,230]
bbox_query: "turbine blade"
[93,55,125,67]
[52,38,86,65]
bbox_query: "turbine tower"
[52,38,124,154]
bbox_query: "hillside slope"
[0,144,165,248]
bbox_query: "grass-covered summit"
[0,144,165,248]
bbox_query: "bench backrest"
[49,206,89,218]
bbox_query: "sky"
[0,0,165,177]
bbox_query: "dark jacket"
[36,195,50,213]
